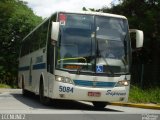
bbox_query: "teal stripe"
[19,66,29,71]
[19,63,46,71]
[33,63,46,70]
[73,80,116,88]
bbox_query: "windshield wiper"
[121,30,129,74]
[96,40,114,76]
[76,56,95,74]
[121,56,128,74]
[96,39,114,76]
[76,36,94,74]
[76,66,83,74]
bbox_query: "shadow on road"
[12,92,122,112]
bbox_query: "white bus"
[18,11,143,108]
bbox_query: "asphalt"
[0,88,160,110]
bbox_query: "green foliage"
[129,85,160,103]
[0,84,11,88]
[0,0,42,85]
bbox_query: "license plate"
[88,92,101,97]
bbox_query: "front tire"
[92,102,107,108]
[39,81,51,105]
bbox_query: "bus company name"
[106,90,126,96]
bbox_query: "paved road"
[0,89,159,120]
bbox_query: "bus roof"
[56,11,127,19]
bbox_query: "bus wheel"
[92,102,107,108]
[39,81,51,105]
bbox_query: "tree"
[0,0,42,86]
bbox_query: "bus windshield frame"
[55,13,131,75]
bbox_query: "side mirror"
[130,29,144,48]
[51,22,60,41]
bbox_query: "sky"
[22,0,118,18]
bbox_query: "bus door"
[29,58,32,87]
[47,42,55,97]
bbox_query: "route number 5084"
[59,86,73,93]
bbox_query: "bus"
[18,11,143,108]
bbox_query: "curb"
[110,102,160,110]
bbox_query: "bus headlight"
[55,76,73,84]
[115,80,130,87]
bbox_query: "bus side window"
[40,20,49,48]
[33,28,41,51]
[29,34,34,52]
[21,38,30,56]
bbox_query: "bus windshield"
[56,13,130,75]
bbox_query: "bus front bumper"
[52,81,129,103]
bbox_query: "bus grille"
[73,80,116,88]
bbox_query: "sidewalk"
[110,102,160,110]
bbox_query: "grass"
[129,85,160,104]
[0,83,11,88]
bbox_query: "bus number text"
[59,86,74,93]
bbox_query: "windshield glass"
[56,13,130,75]
[95,16,129,74]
